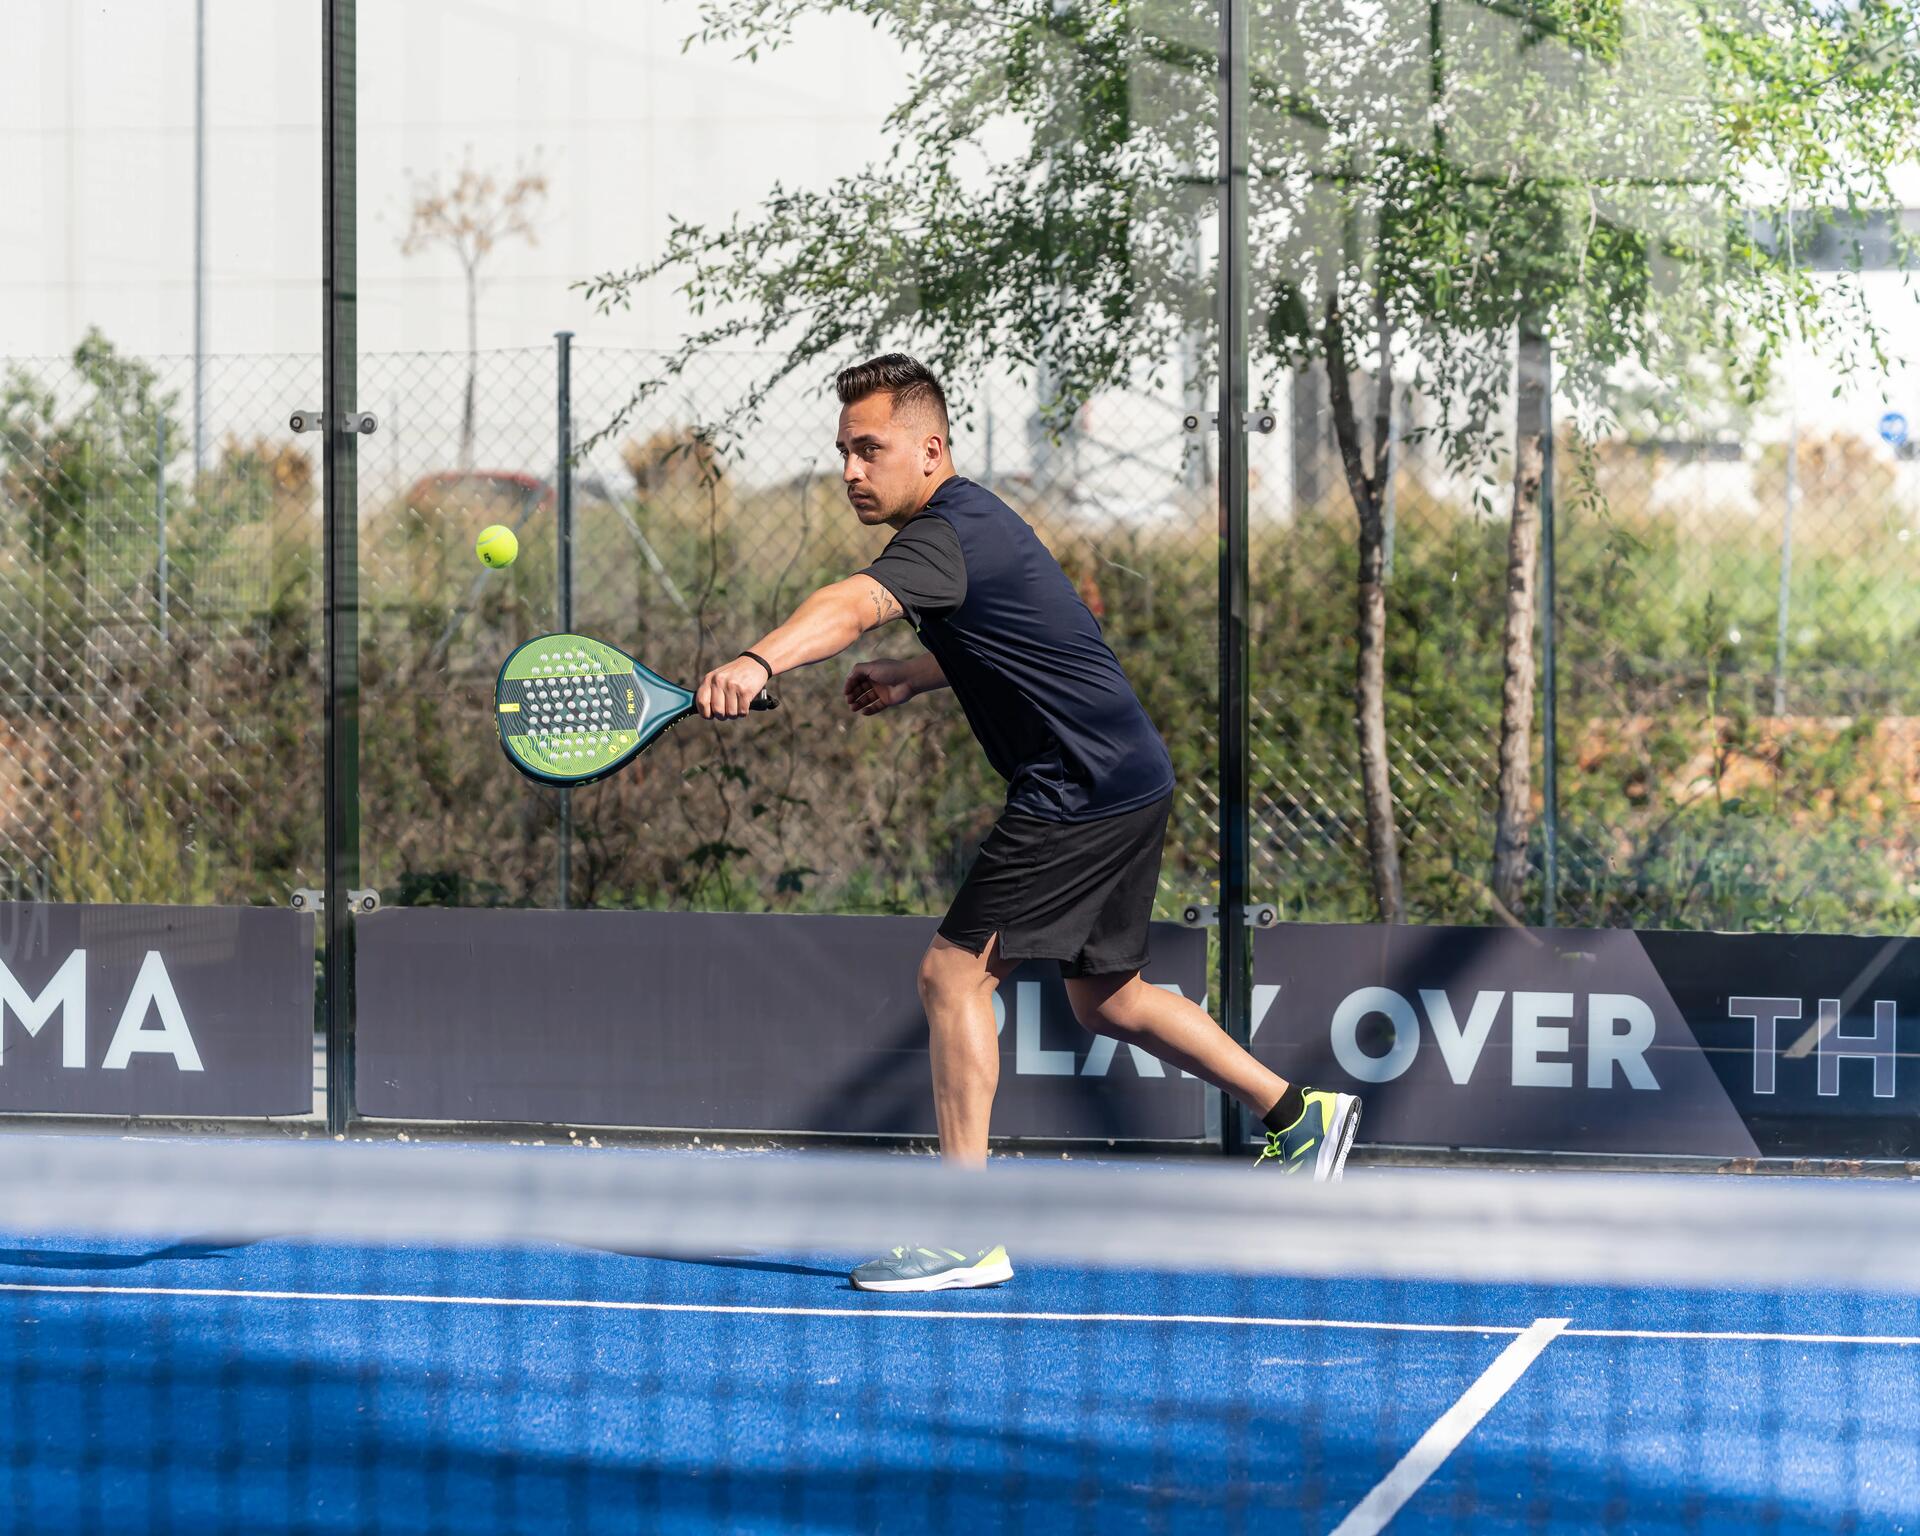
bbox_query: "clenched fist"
[697,656,772,719]
[844,658,918,716]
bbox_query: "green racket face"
[495,633,692,786]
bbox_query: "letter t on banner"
[1729,997,1801,1095]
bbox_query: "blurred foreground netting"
[0,1136,1915,1534]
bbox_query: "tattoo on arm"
[868,585,901,626]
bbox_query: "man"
[697,354,1360,1293]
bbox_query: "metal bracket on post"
[290,410,378,436]
[1178,902,1279,929]
[290,888,380,915]
[1181,409,1276,436]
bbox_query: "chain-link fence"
[1274,370,1920,934]
[0,336,1217,921]
[4,332,1917,935]
[0,340,323,908]
[348,344,1219,918]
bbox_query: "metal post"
[1216,0,1253,1153]
[1539,339,1559,926]
[1184,222,1210,494]
[1776,165,1801,723]
[1031,360,1056,488]
[1381,385,1399,581]
[555,330,575,910]
[193,0,208,474]
[1773,400,1798,718]
[154,416,169,648]
[321,0,361,1136]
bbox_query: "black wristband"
[738,649,774,682]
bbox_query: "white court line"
[0,1283,1914,1348]
[1328,1317,1569,1536]
[1564,1326,1920,1346]
[0,1282,1519,1333]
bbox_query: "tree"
[0,329,180,711]
[1454,0,1920,921]
[399,153,549,470]
[583,0,1920,923]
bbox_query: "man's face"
[837,393,939,527]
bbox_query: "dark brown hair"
[834,353,950,433]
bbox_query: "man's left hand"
[696,656,772,719]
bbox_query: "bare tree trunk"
[1492,317,1549,915]
[1324,291,1406,923]
[460,261,479,471]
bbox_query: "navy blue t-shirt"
[862,477,1174,823]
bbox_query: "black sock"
[1262,1084,1306,1134]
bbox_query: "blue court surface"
[0,1154,1914,1535]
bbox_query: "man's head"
[835,354,953,527]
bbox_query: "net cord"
[0,1136,1909,1293]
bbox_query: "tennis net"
[0,1134,1914,1534]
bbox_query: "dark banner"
[0,903,314,1117]
[355,910,1212,1139]
[1252,923,1920,1159]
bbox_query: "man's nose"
[842,458,863,483]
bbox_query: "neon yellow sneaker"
[1254,1089,1362,1181]
[850,1244,1014,1293]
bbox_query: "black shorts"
[938,794,1173,978]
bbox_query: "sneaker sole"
[1316,1095,1362,1182]
[850,1259,1015,1294]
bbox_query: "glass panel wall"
[353,2,1221,926]
[0,4,322,1121]
[329,0,1233,1139]
[2,4,322,914]
[1243,0,1920,936]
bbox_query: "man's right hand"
[844,658,919,716]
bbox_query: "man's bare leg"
[917,932,1017,1167]
[1067,970,1361,1179]
[1063,970,1290,1118]
[847,934,1022,1291]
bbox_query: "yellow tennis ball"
[476,524,519,569]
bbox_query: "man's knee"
[1067,975,1139,1036]
[918,939,999,1016]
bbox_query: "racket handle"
[750,692,779,712]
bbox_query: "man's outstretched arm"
[696,574,903,718]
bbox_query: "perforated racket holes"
[520,653,621,763]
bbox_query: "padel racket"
[495,632,776,788]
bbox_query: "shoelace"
[1253,1132,1284,1168]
